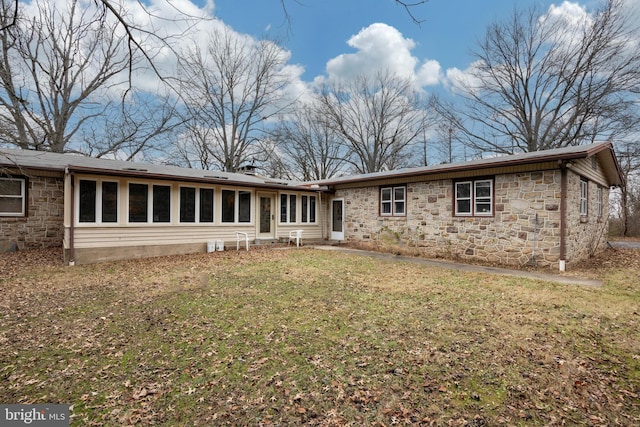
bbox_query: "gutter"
[67,169,76,266]
[559,161,567,272]
[66,165,330,193]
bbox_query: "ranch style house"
[0,141,624,270]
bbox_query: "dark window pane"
[457,199,471,214]
[180,187,196,223]
[456,182,471,198]
[200,188,214,223]
[0,179,22,195]
[475,181,491,198]
[476,202,491,213]
[381,202,391,214]
[280,194,287,222]
[381,188,391,202]
[129,183,148,222]
[0,197,23,214]
[301,195,308,223]
[310,196,316,223]
[395,201,405,215]
[239,191,251,223]
[102,182,118,223]
[289,194,296,223]
[394,187,405,201]
[79,180,96,223]
[222,190,235,223]
[153,185,171,223]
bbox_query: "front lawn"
[1,248,638,425]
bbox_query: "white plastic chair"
[236,231,249,251]
[288,230,303,247]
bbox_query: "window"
[0,177,26,216]
[301,195,317,223]
[280,193,300,223]
[222,189,251,223]
[455,179,493,216]
[280,194,288,222]
[79,180,97,222]
[78,179,118,223]
[380,186,406,217]
[180,187,214,223]
[180,187,196,223]
[289,195,297,222]
[152,185,171,222]
[309,196,316,223]
[129,183,148,223]
[474,180,492,214]
[580,179,588,217]
[200,188,214,223]
[102,182,118,223]
[597,186,603,219]
[239,191,251,222]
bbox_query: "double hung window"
[0,177,26,216]
[380,186,406,217]
[454,179,493,216]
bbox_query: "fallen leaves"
[0,247,639,425]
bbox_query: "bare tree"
[0,0,178,155]
[81,92,183,161]
[177,27,292,172]
[278,0,429,26]
[318,71,429,174]
[270,102,348,180]
[439,0,640,155]
[611,141,640,236]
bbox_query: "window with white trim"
[580,179,588,217]
[129,183,148,223]
[78,179,118,223]
[280,193,298,223]
[597,186,603,219]
[127,183,171,223]
[222,189,251,223]
[0,177,26,216]
[180,187,214,223]
[380,186,406,216]
[301,195,317,223]
[455,179,493,216]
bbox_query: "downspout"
[317,190,325,240]
[559,161,567,272]
[67,169,76,266]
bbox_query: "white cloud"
[444,61,485,94]
[323,23,442,88]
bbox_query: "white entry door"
[330,198,344,241]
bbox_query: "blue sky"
[213,0,558,81]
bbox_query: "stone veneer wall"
[564,172,610,263]
[339,170,572,268]
[0,173,64,250]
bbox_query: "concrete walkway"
[313,246,603,287]
[608,240,640,249]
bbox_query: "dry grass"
[0,247,638,426]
